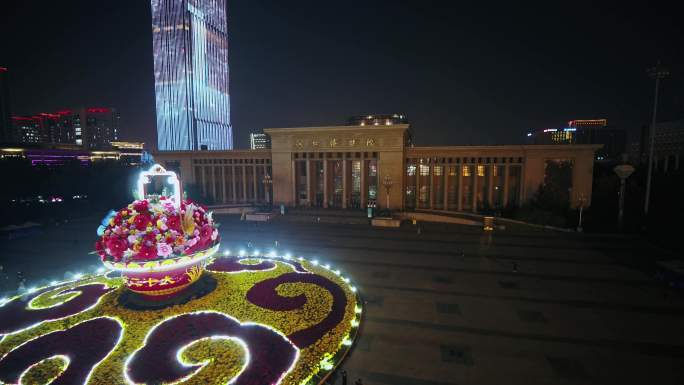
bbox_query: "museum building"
[154,124,600,211]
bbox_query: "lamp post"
[262,174,272,208]
[614,163,635,232]
[644,62,669,216]
[382,174,393,210]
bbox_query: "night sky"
[1,1,682,150]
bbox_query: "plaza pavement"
[1,214,683,384]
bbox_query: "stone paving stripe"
[546,356,590,380]
[372,271,392,279]
[331,259,656,286]
[433,276,454,284]
[440,345,474,365]
[357,370,459,385]
[498,281,521,289]
[366,316,684,357]
[364,284,684,315]
[435,303,462,315]
[517,309,548,323]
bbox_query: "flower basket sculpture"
[96,164,220,299]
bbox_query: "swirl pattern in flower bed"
[0,256,360,385]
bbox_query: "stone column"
[415,162,421,208]
[231,165,237,203]
[443,166,449,210]
[472,165,478,212]
[242,165,247,203]
[222,166,228,203]
[211,167,217,201]
[429,164,435,209]
[503,165,509,207]
[342,159,348,209]
[519,163,525,207]
[291,159,297,207]
[457,165,463,211]
[488,165,494,207]
[305,159,312,206]
[252,165,258,203]
[360,158,367,208]
[323,160,329,208]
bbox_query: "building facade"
[155,124,600,210]
[151,0,232,151]
[250,133,271,149]
[0,67,10,143]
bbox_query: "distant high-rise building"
[10,107,119,148]
[83,107,119,149]
[11,116,41,144]
[151,0,232,151]
[526,119,625,160]
[250,133,271,149]
[0,67,11,143]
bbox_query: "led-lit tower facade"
[151,0,232,151]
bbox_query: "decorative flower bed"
[0,254,362,385]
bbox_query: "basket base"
[118,273,217,311]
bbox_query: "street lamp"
[644,62,670,216]
[382,174,393,210]
[262,174,272,208]
[614,162,635,232]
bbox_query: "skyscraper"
[151,0,232,151]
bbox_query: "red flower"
[105,237,127,260]
[166,214,181,232]
[133,213,152,230]
[133,200,149,213]
[198,224,214,247]
[135,245,157,261]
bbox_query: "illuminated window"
[419,165,430,176]
[462,166,471,177]
[477,165,485,177]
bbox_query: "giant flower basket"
[96,164,220,299]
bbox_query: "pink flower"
[157,242,173,257]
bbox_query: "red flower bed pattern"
[0,284,113,335]
[125,312,298,385]
[0,317,122,385]
[246,273,348,348]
